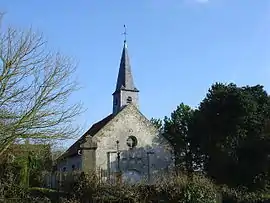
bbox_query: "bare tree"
[0,14,82,155]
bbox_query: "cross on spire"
[113,25,139,115]
[122,24,127,43]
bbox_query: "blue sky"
[1,0,270,145]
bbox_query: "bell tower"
[112,26,139,114]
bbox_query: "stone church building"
[56,40,174,184]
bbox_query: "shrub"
[0,167,28,199]
[155,173,218,203]
[220,185,270,203]
[61,172,218,203]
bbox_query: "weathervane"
[122,24,127,43]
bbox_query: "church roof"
[57,104,161,162]
[58,114,114,160]
[113,41,139,94]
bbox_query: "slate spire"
[112,27,139,114]
[114,41,139,93]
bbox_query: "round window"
[126,136,138,148]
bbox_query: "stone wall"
[94,104,174,183]
[57,155,82,172]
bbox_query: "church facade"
[56,40,174,184]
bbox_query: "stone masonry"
[56,39,175,184]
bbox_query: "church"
[56,38,174,184]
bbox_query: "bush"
[155,173,218,203]
[69,172,142,202]
[7,169,270,202]
[61,172,218,203]
[221,185,270,203]
[0,167,28,199]
[0,169,53,202]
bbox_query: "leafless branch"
[0,16,83,155]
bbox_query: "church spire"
[112,25,139,114]
[114,41,138,92]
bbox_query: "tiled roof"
[58,114,113,160]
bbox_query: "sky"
[1,0,270,146]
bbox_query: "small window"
[72,164,75,171]
[127,96,132,104]
[126,136,138,149]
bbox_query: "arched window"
[127,96,132,104]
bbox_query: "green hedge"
[2,172,270,202]
[68,173,219,203]
[220,185,270,203]
[65,173,270,203]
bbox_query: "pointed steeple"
[114,41,139,93]
[112,37,139,115]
